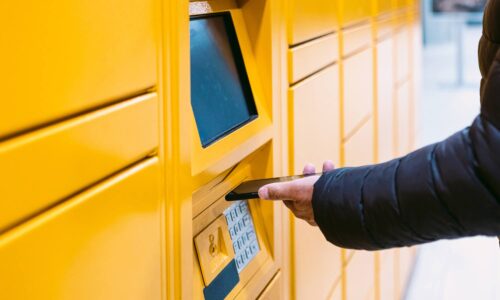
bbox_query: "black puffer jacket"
[312,0,500,250]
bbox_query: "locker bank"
[0,0,420,299]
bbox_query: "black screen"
[190,13,258,147]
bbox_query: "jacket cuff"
[312,168,381,250]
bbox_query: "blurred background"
[407,0,500,299]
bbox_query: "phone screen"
[225,174,318,201]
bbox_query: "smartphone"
[225,173,320,201]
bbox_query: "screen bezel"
[189,10,273,177]
[190,12,259,148]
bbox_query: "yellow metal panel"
[377,0,394,14]
[0,0,157,138]
[0,158,161,300]
[288,0,338,45]
[377,38,395,162]
[341,0,371,27]
[257,272,282,300]
[395,27,411,83]
[291,65,341,172]
[396,82,410,156]
[289,33,339,84]
[342,23,372,57]
[0,93,158,232]
[379,250,396,300]
[376,18,395,41]
[344,119,375,166]
[343,50,374,138]
[345,251,376,300]
[293,219,342,299]
[290,65,342,299]
[328,281,342,300]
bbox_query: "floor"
[404,24,500,300]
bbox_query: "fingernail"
[258,187,269,199]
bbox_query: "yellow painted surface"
[342,23,372,57]
[396,81,411,156]
[344,251,376,300]
[377,38,395,162]
[288,0,339,45]
[289,33,339,84]
[0,158,161,300]
[377,0,394,14]
[340,0,372,27]
[396,27,411,83]
[0,94,158,232]
[0,1,421,299]
[343,50,374,138]
[258,272,283,300]
[0,0,157,138]
[344,119,375,166]
[290,65,341,172]
[194,215,235,286]
[379,250,396,300]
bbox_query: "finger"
[322,160,335,173]
[283,200,294,211]
[258,181,297,200]
[303,163,316,175]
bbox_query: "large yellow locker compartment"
[0,0,420,299]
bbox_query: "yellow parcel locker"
[0,93,158,232]
[290,65,342,300]
[0,158,161,300]
[288,0,338,45]
[188,6,282,300]
[0,0,157,138]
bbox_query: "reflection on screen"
[190,14,258,147]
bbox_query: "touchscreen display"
[190,13,258,147]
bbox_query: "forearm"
[313,116,500,250]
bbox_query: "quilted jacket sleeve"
[311,19,500,250]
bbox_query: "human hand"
[258,161,335,226]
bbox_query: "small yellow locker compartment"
[288,0,338,45]
[0,0,157,138]
[340,0,371,28]
[0,93,158,232]
[0,158,161,300]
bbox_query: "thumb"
[258,181,297,201]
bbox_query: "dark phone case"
[225,173,321,201]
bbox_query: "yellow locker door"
[343,50,374,140]
[396,81,411,156]
[341,0,371,27]
[377,38,396,162]
[379,250,397,300]
[290,65,342,300]
[345,251,376,300]
[0,0,157,137]
[0,93,158,232]
[288,0,338,45]
[0,158,161,300]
